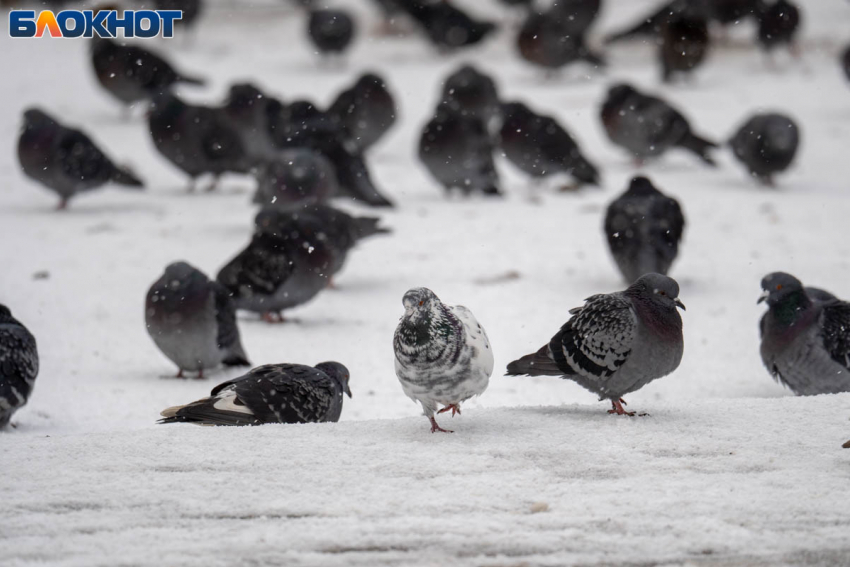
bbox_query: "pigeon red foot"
[438,404,462,417]
[429,416,453,434]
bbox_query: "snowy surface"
[2,0,850,565]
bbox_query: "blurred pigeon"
[90,37,204,111]
[757,0,800,54]
[308,9,356,56]
[517,6,604,73]
[440,64,501,130]
[600,83,718,166]
[604,176,685,284]
[159,362,351,425]
[759,272,850,396]
[660,13,710,82]
[253,149,339,207]
[327,73,397,153]
[842,45,850,82]
[154,0,203,28]
[145,262,250,378]
[393,288,494,433]
[397,0,497,50]
[712,0,761,25]
[148,93,252,191]
[219,83,282,161]
[18,108,143,209]
[419,103,501,196]
[217,214,334,322]
[552,0,602,35]
[499,101,600,188]
[604,0,713,44]
[0,305,39,428]
[729,112,799,185]
[507,273,685,415]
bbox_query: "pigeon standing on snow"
[440,64,501,130]
[728,113,799,186]
[253,149,339,208]
[327,73,397,154]
[219,83,283,162]
[308,9,356,57]
[757,0,801,55]
[393,288,494,433]
[145,262,250,378]
[604,177,685,284]
[507,273,685,415]
[600,83,718,166]
[499,101,600,188]
[659,13,710,82]
[159,362,351,425]
[0,305,39,428]
[758,272,850,396]
[18,108,144,209]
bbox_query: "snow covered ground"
[1,1,850,565]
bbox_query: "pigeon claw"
[607,398,636,417]
[437,404,462,417]
[429,416,453,434]
[261,311,286,324]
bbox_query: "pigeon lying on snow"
[507,273,685,415]
[145,262,250,378]
[159,362,351,425]
[393,288,494,433]
[758,272,850,396]
[0,304,39,428]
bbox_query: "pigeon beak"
[675,298,686,311]
[757,290,769,304]
[345,385,352,398]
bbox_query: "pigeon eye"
[418,300,424,306]
[776,284,783,291]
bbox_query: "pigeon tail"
[678,132,718,166]
[178,74,206,86]
[506,345,563,376]
[222,353,251,367]
[353,217,391,240]
[111,166,144,188]
[570,155,600,186]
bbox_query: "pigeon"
[145,262,250,378]
[90,37,204,111]
[440,64,501,130]
[604,0,712,44]
[842,45,850,82]
[604,176,685,284]
[551,0,603,36]
[659,13,710,82]
[253,149,339,208]
[18,108,144,209]
[327,73,397,153]
[0,305,39,428]
[506,273,685,415]
[153,0,203,29]
[600,83,718,166]
[419,103,501,196]
[806,287,837,303]
[517,6,604,73]
[307,9,356,56]
[148,93,252,191]
[759,272,850,396]
[217,213,334,322]
[219,83,282,162]
[499,101,600,188]
[756,0,800,54]
[393,288,494,433]
[711,0,761,25]
[159,362,352,425]
[397,0,497,50]
[729,113,799,186]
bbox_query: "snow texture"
[1,0,850,565]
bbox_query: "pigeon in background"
[712,0,761,25]
[253,149,339,208]
[145,262,250,378]
[393,288,494,433]
[419,103,501,196]
[759,272,850,396]
[148,93,252,191]
[604,176,685,284]
[604,0,712,44]
[756,0,801,55]
[308,9,356,57]
[0,304,39,428]
[659,13,710,82]
[159,362,352,425]
[600,83,718,166]
[507,273,685,415]
[220,83,282,162]
[90,38,204,113]
[18,108,143,209]
[499,101,600,189]
[397,0,497,51]
[440,64,501,131]
[327,73,397,153]
[729,112,799,186]
[517,5,604,74]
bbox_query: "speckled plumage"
[0,305,39,428]
[159,362,352,425]
[393,288,494,432]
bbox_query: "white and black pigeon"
[507,273,685,415]
[758,272,850,396]
[159,362,352,425]
[393,288,494,433]
[729,113,799,186]
[145,262,250,378]
[0,305,39,428]
[604,176,686,284]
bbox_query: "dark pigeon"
[219,82,282,162]
[307,9,356,56]
[517,3,604,73]
[440,64,501,131]
[253,149,339,208]
[0,305,39,428]
[327,73,397,153]
[396,0,497,50]
[604,0,713,44]
[757,0,801,53]
[729,112,799,185]
[660,13,710,82]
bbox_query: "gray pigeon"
[159,362,351,425]
[729,113,799,186]
[393,288,494,433]
[440,64,501,130]
[252,149,339,208]
[219,83,282,162]
[327,73,397,153]
[145,262,250,378]
[604,176,686,284]
[0,305,39,428]
[18,108,144,209]
[758,272,850,396]
[507,273,685,415]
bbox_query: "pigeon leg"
[429,416,453,433]
[607,398,636,416]
[262,311,285,323]
[437,404,462,417]
[327,277,338,290]
[196,369,204,379]
[176,369,184,378]
[57,197,69,211]
[204,175,220,192]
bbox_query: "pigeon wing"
[233,364,339,423]
[449,304,494,377]
[820,301,850,370]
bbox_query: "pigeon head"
[605,83,637,106]
[22,108,57,129]
[402,287,439,315]
[160,262,208,292]
[0,304,13,324]
[315,361,352,398]
[624,176,661,198]
[627,273,686,311]
[759,272,805,306]
[356,73,386,91]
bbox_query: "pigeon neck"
[633,297,682,340]
[770,291,813,329]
